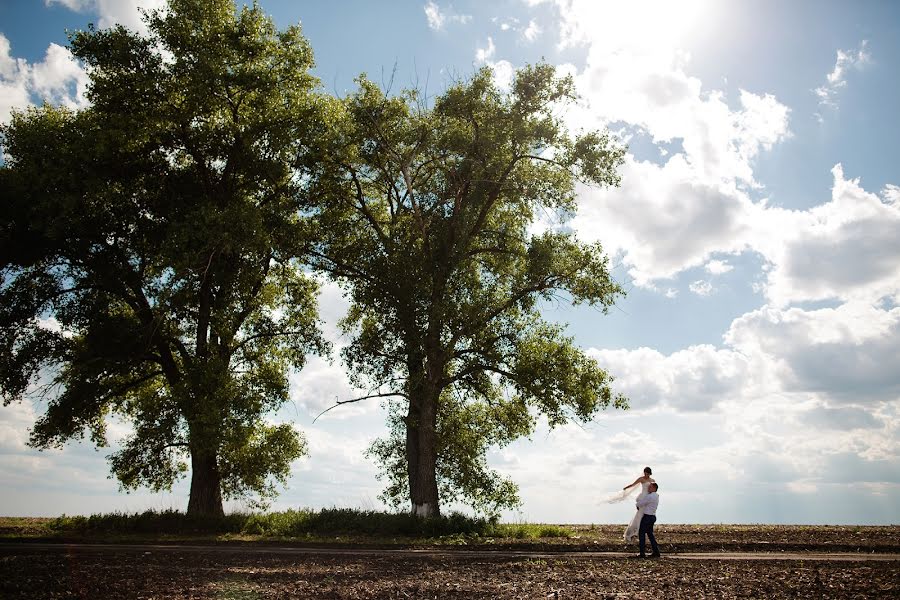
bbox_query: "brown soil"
[1,545,897,599]
[2,525,898,598]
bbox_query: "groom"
[635,482,661,558]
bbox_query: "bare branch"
[312,391,408,424]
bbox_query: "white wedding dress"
[623,480,652,543]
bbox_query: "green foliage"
[43,508,572,539]
[310,63,628,514]
[0,0,327,512]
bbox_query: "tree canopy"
[306,64,628,516]
[0,0,330,515]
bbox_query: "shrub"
[44,508,572,539]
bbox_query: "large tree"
[0,0,329,515]
[307,65,628,517]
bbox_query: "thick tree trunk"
[186,448,224,517]
[405,368,440,518]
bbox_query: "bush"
[45,508,571,539]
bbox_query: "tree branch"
[345,164,391,247]
[312,391,408,424]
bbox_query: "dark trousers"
[638,514,659,555]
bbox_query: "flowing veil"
[602,485,640,504]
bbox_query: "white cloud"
[592,299,900,416]
[726,301,900,405]
[0,35,89,124]
[566,39,894,306]
[496,18,517,32]
[756,164,900,307]
[45,0,92,10]
[802,405,883,431]
[473,37,513,91]
[286,278,378,420]
[689,280,713,296]
[522,19,542,42]
[572,155,758,285]
[29,43,90,108]
[424,1,471,31]
[0,36,31,124]
[288,356,380,420]
[314,277,351,346]
[569,47,790,187]
[814,40,870,110]
[882,184,900,209]
[705,259,733,275]
[0,401,37,455]
[46,0,165,33]
[424,1,445,30]
[548,0,709,54]
[590,344,760,413]
[475,36,496,63]
[516,0,794,293]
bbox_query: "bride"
[621,466,655,543]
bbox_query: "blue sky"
[1,0,899,525]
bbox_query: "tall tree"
[308,65,628,517]
[0,0,329,515]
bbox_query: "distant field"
[566,524,900,553]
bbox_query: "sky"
[1,0,899,525]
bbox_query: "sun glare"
[562,0,712,54]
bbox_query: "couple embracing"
[621,466,661,558]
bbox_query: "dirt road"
[2,541,899,561]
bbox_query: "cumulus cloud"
[0,401,37,455]
[726,301,900,405]
[572,155,758,285]
[474,37,514,91]
[689,280,713,296]
[882,184,900,209]
[0,36,31,124]
[570,45,790,187]
[591,299,900,416]
[705,259,733,275]
[475,36,496,62]
[286,278,380,420]
[492,16,519,32]
[531,1,790,291]
[45,0,92,10]
[29,43,89,107]
[522,19,542,42]
[590,344,759,413]
[0,34,89,124]
[756,164,900,307]
[543,0,790,188]
[814,40,870,111]
[424,1,471,31]
[46,0,166,33]
[802,405,883,431]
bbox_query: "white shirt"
[636,492,659,515]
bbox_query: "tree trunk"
[406,381,440,518]
[186,448,224,517]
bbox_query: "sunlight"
[557,0,713,54]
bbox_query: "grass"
[0,509,573,543]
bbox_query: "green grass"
[1,509,572,542]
